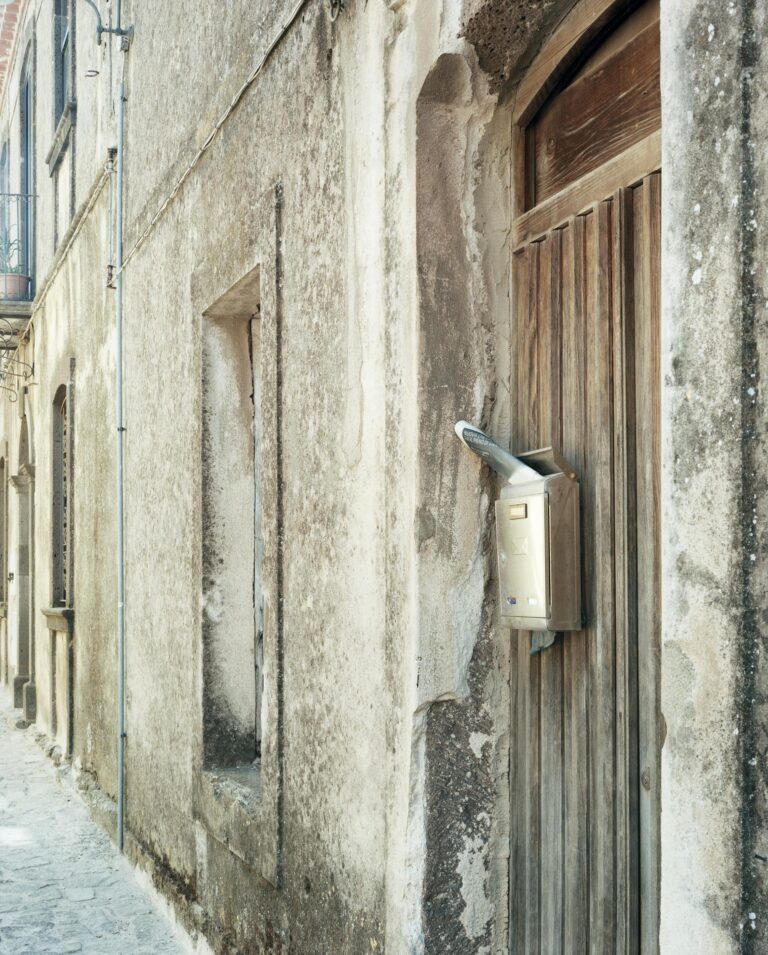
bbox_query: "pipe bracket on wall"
[80,0,133,47]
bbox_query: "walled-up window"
[54,0,71,125]
[201,267,263,771]
[52,386,69,606]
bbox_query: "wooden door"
[508,3,661,953]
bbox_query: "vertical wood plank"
[524,640,541,955]
[587,200,617,954]
[539,231,566,955]
[525,241,541,955]
[511,243,541,954]
[513,121,530,220]
[508,597,521,952]
[518,244,540,449]
[510,248,527,955]
[561,215,591,955]
[635,173,661,955]
[537,233,554,443]
[612,188,640,955]
[512,249,529,453]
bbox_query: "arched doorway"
[11,414,35,722]
[508,1,661,952]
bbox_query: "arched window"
[0,456,6,604]
[52,385,71,606]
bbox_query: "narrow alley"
[0,0,759,950]
[0,689,191,955]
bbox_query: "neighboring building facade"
[0,0,764,953]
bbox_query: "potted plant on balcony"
[0,232,30,301]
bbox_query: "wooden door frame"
[507,0,661,952]
[511,0,661,247]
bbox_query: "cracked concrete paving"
[0,688,191,955]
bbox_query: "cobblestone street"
[0,689,191,955]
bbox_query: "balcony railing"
[0,194,34,303]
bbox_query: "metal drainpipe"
[81,0,132,858]
[115,53,126,853]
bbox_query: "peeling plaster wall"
[0,0,124,795]
[1,0,767,953]
[660,0,768,951]
[400,1,567,949]
[116,2,391,950]
[0,1,529,950]
[412,43,504,955]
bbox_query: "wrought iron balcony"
[0,193,34,304]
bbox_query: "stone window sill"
[41,606,75,633]
[195,763,280,882]
[205,764,262,807]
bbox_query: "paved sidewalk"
[0,688,190,955]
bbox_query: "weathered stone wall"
[1,0,395,951]
[4,0,120,780]
[660,0,768,951]
[0,0,766,952]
